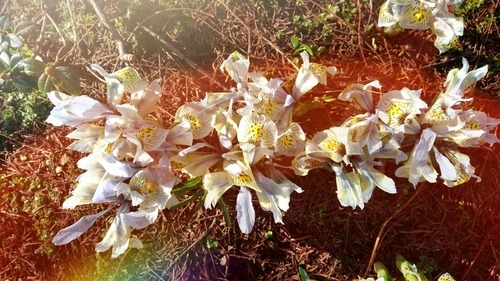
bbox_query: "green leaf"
[0,15,10,31]
[9,54,25,72]
[12,75,37,93]
[23,58,45,77]
[167,188,204,210]
[374,261,392,281]
[53,66,81,95]
[14,21,36,37]
[0,40,8,53]
[395,254,422,281]
[316,45,327,55]
[171,176,202,196]
[0,49,10,65]
[2,80,14,92]
[298,267,311,281]
[205,235,219,249]
[298,44,314,56]
[290,35,300,49]
[38,72,55,94]
[7,33,23,49]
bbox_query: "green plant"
[0,90,51,152]
[0,13,81,153]
[364,255,456,281]
[298,266,311,281]
[290,35,314,56]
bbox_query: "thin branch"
[139,25,228,91]
[1,0,10,14]
[89,0,133,62]
[363,185,425,278]
[215,0,298,71]
[42,6,66,47]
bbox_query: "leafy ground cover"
[0,0,499,280]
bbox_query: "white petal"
[52,208,111,245]
[97,154,139,178]
[46,90,71,106]
[433,147,457,181]
[236,187,255,234]
[92,177,124,203]
[203,172,232,209]
[131,79,161,118]
[120,210,152,229]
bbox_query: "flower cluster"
[378,0,464,53]
[48,52,498,258]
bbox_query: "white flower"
[95,203,144,258]
[313,128,346,163]
[90,64,149,109]
[442,58,488,97]
[292,51,336,100]
[220,51,250,85]
[237,113,278,149]
[213,99,239,149]
[52,208,112,245]
[203,157,261,209]
[241,74,289,122]
[377,87,427,134]
[431,16,463,53]
[377,0,465,53]
[254,168,303,224]
[338,80,381,112]
[274,122,306,156]
[66,124,104,153]
[423,58,488,125]
[332,164,367,209]
[342,113,384,155]
[440,148,480,187]
[172,143,222,177]
[175,102,214,139]
[126,168,173,209]
[395,128,439,187]
[130,79,162,118]
[46,91,113,127]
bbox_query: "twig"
[139,25,229,91]
[58,0,79,61]
[162,219,217,275]
[363,184,425,278]
[1,0,10,14]
[89,0,133,62]
[41,6,67,47]
[125,8,219,42]
[215,0,298,71]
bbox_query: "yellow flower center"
[311,63,326,77]
[321,138,344,156]
[104,143,114,155]
[247,123,265,144]
[465,120,481,130]
[184,114,201,130]
[137,127,155,142]
[412,3,429,23]
[278,134,295,149]
[387,102,412,126]
[256,93,279,116]
[231,172,252,186]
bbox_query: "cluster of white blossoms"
[378,0,465,53]
[48,51,498,258]
[295,57,499,209]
